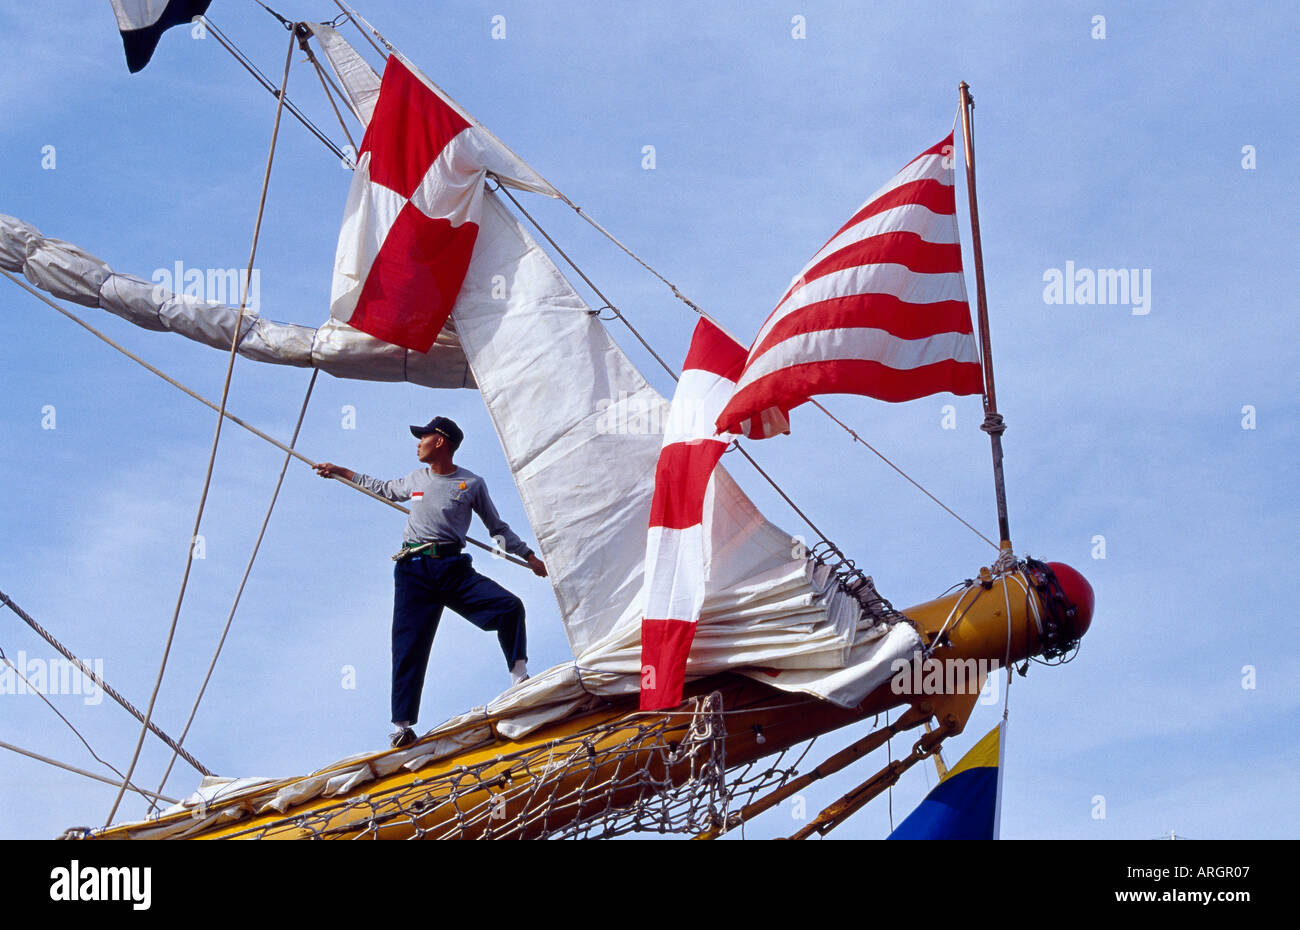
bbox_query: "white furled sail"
[0,212,473,389]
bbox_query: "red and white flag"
[639,319,787,711]
[330,55,555,353]
[716,133,984,436]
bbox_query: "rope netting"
[139,692,814,841]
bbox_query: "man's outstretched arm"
[315,463,413,502]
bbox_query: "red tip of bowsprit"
[1045,561,1094,640]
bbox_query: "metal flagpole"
[959,81,1013,566]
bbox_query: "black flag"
[110,0,214,73]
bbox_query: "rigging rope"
[729,445,831,543]
[204,16,350,162]
[104,32,297,829]
[558,196,711,322]
[0,587,211,776]
[930,582,984,648]
[811,400,999,551]
[1000,573,1016,713]
[886,709,894,832]
[0,645,164,807]
[295,24,359,153]
[995,571,1018,840]
[151,370,321,807]
[332,0,392,56]
[0,741,178,806]
[251,0,292,29]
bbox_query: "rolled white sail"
[0,212,474,390]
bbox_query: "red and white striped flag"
[330,55,555,353]
[639,319,787,711]
[715,133,984,436]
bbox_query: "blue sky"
[0,1,1296,840]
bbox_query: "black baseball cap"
[410,416,464,450]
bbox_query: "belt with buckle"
[392,541,463,562]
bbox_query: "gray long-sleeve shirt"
[353,466,533,558]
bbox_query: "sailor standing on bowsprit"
[315,417,547,749]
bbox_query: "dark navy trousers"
[391,553,527,726]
